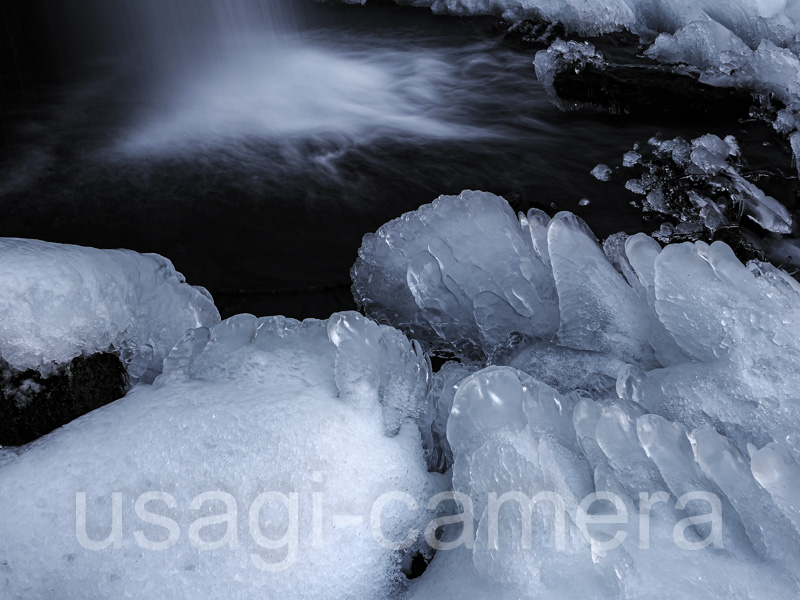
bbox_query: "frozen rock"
[533,39,605,109]
[0,238,220,382]
[0,311,438,600]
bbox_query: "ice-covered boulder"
[353,191,656,368]
[352,190,561,360]
[408,366,800,599]
[354,191,800,453]
[0,311,439,599]
[0,238,220,381]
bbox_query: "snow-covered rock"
[0,311,439,599]
[0,239,220,382]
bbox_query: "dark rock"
[0,353,128,446]
[552,62,758,121]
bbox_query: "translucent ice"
[409,367,800,599]
[0,311,438,600]
[620,133,793,236]
[0,239,219,381]
[352,190,560,360]
[355,190,800,453]
[353,191,655,367]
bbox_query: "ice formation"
[408,367,800,599]
[356,190,800,597]
[0,239,220,381]
[0,312,439,599]
[352,190,654,367]
[614,133,793,238]
[533,39,605,109]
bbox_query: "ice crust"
[0,311,438,599]
[0,238,220,381]
[354,190,800,597]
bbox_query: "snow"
[0,311,439,599]
[0,239,219,381]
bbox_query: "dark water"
[1,1,789,318]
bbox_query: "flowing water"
[0,1,781,317]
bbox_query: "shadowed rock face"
[552,62,757,119]
[0,353,128,446]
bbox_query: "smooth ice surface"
[0,311,438,600]
[408,366,800,599]
[0,239,219,380]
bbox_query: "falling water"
[3,0,772,318]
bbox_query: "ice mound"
[0,311,438,599]
[355,190,800,447]
[355,190,800,595]
[353,191,655,367]
[352,190,560,360]
[0,238,220,381]
[408,366,800,599]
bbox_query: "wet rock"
[0,353,128,446]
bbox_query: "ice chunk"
[591,163,613,181]
[547,213,655,365]
[0,311,438,599]
[0,238,219,381]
